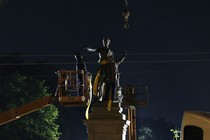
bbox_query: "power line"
[125,52,210,56]
[0,62,76,66]
[0,54,100,57]
[124,59,210,63]
[1,59,210,66]
[1,52,210,57]
[121,68,210,75]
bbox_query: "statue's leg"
[106,83,112,111]
[111,82,117,101]
[99,82,106,101]
[103,63,115,111]
[101,81,111,110]
[93,69,101,96]
[104,81,116,111]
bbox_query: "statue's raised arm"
[116,49,127,66]
[83,46,97,52]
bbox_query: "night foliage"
[137,118,175,140]
[0,55,87,140]
[138,126,153,140]
[0,73,61,140]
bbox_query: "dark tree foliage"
[0,54,87,140]
[138,126,153,140]
[137,117,175,140]
[0,73,61,140]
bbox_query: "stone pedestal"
[84,102,130,140]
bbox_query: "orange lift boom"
[0,70,91,125]
[0,70,147,140]
[0,96,52,125]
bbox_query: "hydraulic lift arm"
[0,70,90,126]
[0,96,53,125]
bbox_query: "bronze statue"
[83,37,116,111]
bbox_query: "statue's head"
[74,53,83,61]
[102,37,111,48]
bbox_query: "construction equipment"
[0,70,91,125]
[180,111,210,140]
[0,70,146,140]
[122,0,131,29]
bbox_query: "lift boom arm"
[0,70,90,126]
[0,96,53,125]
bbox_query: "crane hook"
[122,0,130,29]
[122,6,130,22]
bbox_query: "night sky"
[1,0,210,132]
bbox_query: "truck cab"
[180,111,210,140]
